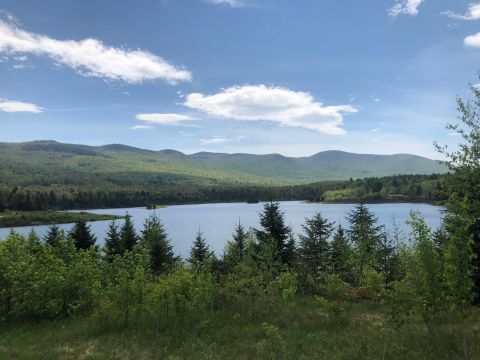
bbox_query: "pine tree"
[224,221,248,267]
[68,220,96,250]
[120,214,138,254]
[375,226,401,287]
[104,220,122,261]
[347,203,381,280]
[298,213,334,277]
[329,225,353,283]
[44,224,64,247]
[141,215,176,275]
[189,230,213,268]
[256,202,293,266]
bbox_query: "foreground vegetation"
[1,301,479,359]
[0,210,123,228]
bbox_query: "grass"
[1,299,479,359]
[0,210,124,228]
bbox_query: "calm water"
[0,201,444,258]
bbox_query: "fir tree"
[298,213,334,277]
[347,203,381,283]
[189,230,213,268]
[329,225,353,283]
[104,220,122,261]
[141,215,176,275]
[68,220,96,250]
[376,226,401,287]
[120,214,138,254]
[256,202,294,266]
[224,221,248,267]
[44,224,64,247]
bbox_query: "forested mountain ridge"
[0,140,447,189]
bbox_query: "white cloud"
[371,128,381,132]
[136,113,196,126]
[200,136,230,145]
[443,3,480,20]
[204,0,244,7]
[388,0,425,17]
[184,85,357,135]
[0,99,43,113]
[0,19,191,84]
[464,32,480,47]
[131,125,153,130]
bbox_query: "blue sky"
[0,0,479,158]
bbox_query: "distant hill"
[0,141,447,189]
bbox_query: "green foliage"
[141,215,177,275]
[68,220,96,250]
[329,226,354,283]
[43,224,64,247]
[347,204,381,283]
[189,230,214,268]
[0,210,121,228]
[119,214,138,254]
[104,220,121,262]
[298,212,334,279]
[0,232,100,321]
[256,202,295,267]
[223,221,247,268]
[96,246,151,328]
[403,212,446,326]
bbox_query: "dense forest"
[0,84,479,358]
[0,173,447,212]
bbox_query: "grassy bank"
[0,299,479,359]
[0,211,124,228]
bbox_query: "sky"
[0,0,479,158]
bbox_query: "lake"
[0,201,445,258]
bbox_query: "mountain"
[0,141,447,189]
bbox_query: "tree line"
[0,173,446,212]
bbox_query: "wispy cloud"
[184,85,357,135]
[0,99,43,113]
[443,3,480,20]
[203,0,245,7]
[388,0,425,17]
[136,113,197,126]
[131,125,153,130]
[0,17,191,84]
[200,136,230,145]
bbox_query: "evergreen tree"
[43,224,64,247]
[329,225,353,283]
[256,202,294,266]
[298,213,334,277]
[120,214,138,254]
[189,230,213,268]
[347,203,381,282]
[68,220,96,250]
[376,226,401,287]
[104,220,122,261]
[141,215,176,275]
[224,221,248,267]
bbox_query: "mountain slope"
[189,150,447,183]
[0,141,447,189]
